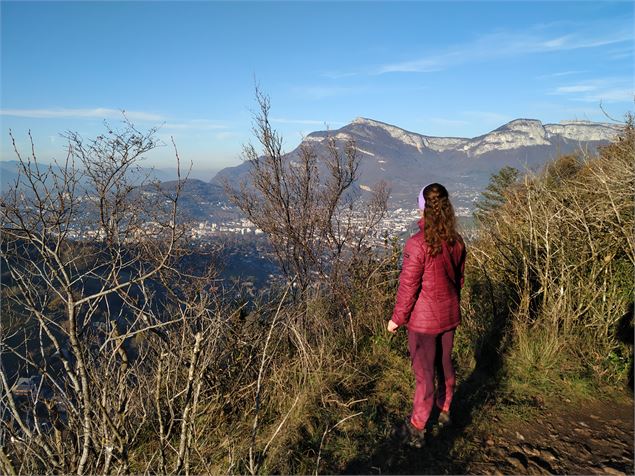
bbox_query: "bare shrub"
[0,123,231,474]
[0,120,395,475]
[225,89,389,299]
[467,116,634,389]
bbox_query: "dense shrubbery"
[464,116,634,397]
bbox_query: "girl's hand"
[387,320,399,333]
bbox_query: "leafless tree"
[0,103,394,474]
[225,89,389,332]
[0,121,226,475]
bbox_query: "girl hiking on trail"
[387,182,466,448]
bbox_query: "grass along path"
[339,391,633,475]
[331,347,633,475]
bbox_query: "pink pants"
[407,328,456,430]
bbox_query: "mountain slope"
[213,117,621,210]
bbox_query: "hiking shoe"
[408,426,426,448]
[438,411,451,428]
[396,419,426,448]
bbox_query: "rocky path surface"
[344,396,633,475]
[465,398,634,475]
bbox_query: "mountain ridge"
[1,117,622,216]
[335,116,620,156]
[213,116,621,211]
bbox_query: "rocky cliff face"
[338,117,620,157]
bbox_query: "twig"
[315,412,363,476]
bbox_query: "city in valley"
[61,191,478,248]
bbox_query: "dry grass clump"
[465,116,634,397]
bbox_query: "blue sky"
[1,1,633,177]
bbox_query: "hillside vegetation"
[0,117,632,475]
[467,117,634,397]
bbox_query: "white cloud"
[526,101,616,120]
[162,120,227,131]
[1,108,238,133]
[214,131,239,141]
[578,88,634,103]
[373,24,632,75]
[0,108,164,121]
[555,85,597,93]
[541,35,573,48]
[536,70,588,79]
[550,78,633,103]
[377,58,444,74]
[271,117,326,125]
[271,117,345,127]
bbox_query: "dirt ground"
[344,394,634,475]
[465,397,634,475]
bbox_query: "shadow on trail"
[345,309,513,474]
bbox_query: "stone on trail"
[522,444,541,457]
[510,444,524,454]
[539,447,559,462]
[574,427,592,437]
[600,464,627,476]
[507,451,529,469]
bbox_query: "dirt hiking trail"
[467,397,634,475]
[344,396,633,475]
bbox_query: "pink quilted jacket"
[391,218,466,334]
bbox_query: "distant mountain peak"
[496,118,544,129]
[209,115,623,214]
[348,117,427,153]
[351,117,392,127]
[302,116,621,158]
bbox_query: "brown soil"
[465,398,634,475]
[344,396,634,475]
